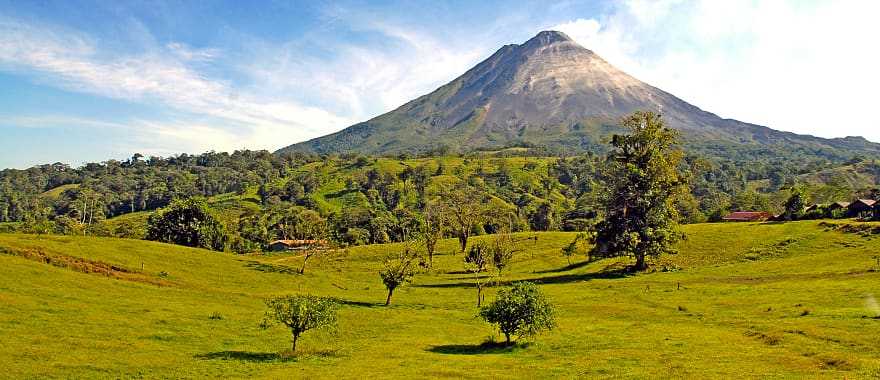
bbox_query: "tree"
[299,241,330,275]
[479,282,555,344]
[438,182,485,252]
[464,233,526,307]
[260,295,337,352]
[464,241,491,307]
[528,202,556,231]
[379,243,418,306]
[487,232,521,280]
[421,199,444,268]
[561,232,590,265]
[145,198,227,251]
[783,186,807,221]
[590,111,686,271]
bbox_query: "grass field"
[1,221,879,378]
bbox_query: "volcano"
[279,31,879,161]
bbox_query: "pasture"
[1,220,879,378]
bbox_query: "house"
[827,201,850,212]
[847,199,876,218]
[721,211,772,222]
[804,204,826,213]
[268,239,328,252]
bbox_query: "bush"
[260,295,337,352]
[479,282,555,344]
[146,198,227,251]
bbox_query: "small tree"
[421,199,445,268]
[379,243,417,306]
[464,241,491,307]
[479,282,555,344]
[561,232,591,265]
[146,198,227,251]
[260,295,337,352]
[299,241,331,274]
[488,233,520,280]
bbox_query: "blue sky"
[1,0,878,168]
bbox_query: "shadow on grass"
[243,261,300,275]
[337,299,383,308]
[444,270,471,275]
[534,260,593,274]
[197,349,339,362]
[428,341,529,355]
[195,351,283,362]
[416,267,631,289]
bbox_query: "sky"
[1,0,878,169]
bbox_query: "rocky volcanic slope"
[279,31,879,161]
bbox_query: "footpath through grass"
[1,221,879,378]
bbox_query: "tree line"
[3,116,879,246]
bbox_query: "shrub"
[479,282,555,344]
[261,295,337,352]
[146,198,227,251]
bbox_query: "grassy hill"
[1,221,879,378]
[39,183,79,200]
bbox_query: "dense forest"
[2,145,879,250]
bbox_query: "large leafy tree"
[590,111,687,271]
[146,198,227,251]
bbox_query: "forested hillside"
[3,146,879,250]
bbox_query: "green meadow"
[1,220,879,379]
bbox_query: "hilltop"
[279,31,880,164]
[1,220,879,378]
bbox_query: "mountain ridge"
[278,31,880,161]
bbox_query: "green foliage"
[590,111,686,270]
[420,199,445,268]
[3,146,878,250]
[479,282,555,344]
[464,242,490,273]
[437,180,486,252]
[783,187,807,221]
[464,241,492,307]
[379,244,418,305]
[528,202,557,231]
[146,198,227,251]
[561,232,591,265]
[260,295,338,351]
[53,215,84,235]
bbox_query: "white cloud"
[553,0,880,142]
[1,115,129,130]
[165,42,219,62]
[0,17,354,154]
[0,16,488,155]
[243,22,487,121]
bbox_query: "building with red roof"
[721,211,772,222]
